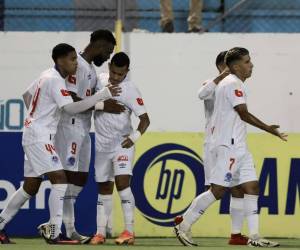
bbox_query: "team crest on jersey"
[224,172,232,182]
[61,89,70,96]
[51,155,59,164]
[67,156,76,166]
[136,98,144,105]
[235,89,243,97]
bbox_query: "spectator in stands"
[160,0,203,33]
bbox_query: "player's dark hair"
[52,43,75,63]
[225,47,249,67]
[111,52,130,68]
[90,29,116,45]
[215,51,227,68]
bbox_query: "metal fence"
[1,0,300,32]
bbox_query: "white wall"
[1,32,299,132]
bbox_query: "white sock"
[106,206,113,236]
[244,194,259,239]
[230,196,244,234]
[96,194,113,236]
[181,190,216,231]
[63,184,83,237]
[49,184,67,238]
[0,187,31,230]
[118,187,135,234]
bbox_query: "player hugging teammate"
[0,30,150,245]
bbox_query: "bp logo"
[132,143,205,227]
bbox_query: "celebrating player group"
[0,30,150,245]
[0,30,287,247]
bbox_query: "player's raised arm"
[234,103,288,141]
[198,69,230,100]
[121,112,150,149]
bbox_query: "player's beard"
[93,55,106,67]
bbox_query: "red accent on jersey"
[61,89,71,96]
[86,89,91,96]
[136,98,144,105]
[117,155,129,161]
[235,89,244,97]
[30,87,41,117]
[68,75,76,85]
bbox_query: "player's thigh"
[210,145,236,188]
[23,142,63,177]
[94,151,114,183]
[112,146,135,178]
[230,184,244,198]
[55,125,85,172]
[77,134,91,173]
[24,152,41,178]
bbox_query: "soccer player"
[50,30,124,243]
[198,51,250,245]
[174,47,287,247]
[90,52,150,245]
[0,43,120,244]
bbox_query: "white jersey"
[210,74,247,149]
[198,79,217,144]
[94,73,147,152]
[59,53,98,132]
[22,68,73,145]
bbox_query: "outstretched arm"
[234,104,287,141]
[63,85,121,115]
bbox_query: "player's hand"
[108,84,122,97]
[220,67,230,77]
[121,137,134,148]
[214,67,231,84]
[269,125,288,141]
[103,99,126,114]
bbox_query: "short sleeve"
[225,82,246,107]
[126,84,147,117]
[51,78,73,108]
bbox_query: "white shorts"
[94,146,135,182]
[203,143,214,186]
[55,124,91,172]
[210,145,257,187]
[24,142,63,177]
